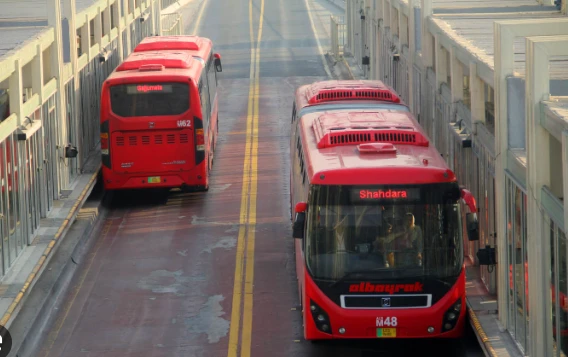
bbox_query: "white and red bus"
[289,81,479,341]
[100,36,222,191]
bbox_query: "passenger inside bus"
[310,200,428,279]
[373,212,423,267]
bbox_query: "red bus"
[100,36,222,191]
[289,82,479,341]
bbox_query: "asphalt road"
[31,0,486,356]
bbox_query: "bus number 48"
[177,120,191,128]
[376,317,398,327]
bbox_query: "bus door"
[106,81,196,175]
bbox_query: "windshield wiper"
[328,268,403,288]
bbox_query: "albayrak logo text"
[349,282,424,294]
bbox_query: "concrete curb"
[467,302,499,357]
[9,185,113,357]
[0,166,101,330]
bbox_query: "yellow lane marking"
[40,220,113,357]
[191,0,210,35]
[226,0,264,355]
[240,0,263,355]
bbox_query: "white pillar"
[47,0,66,193]
[434,35,447,89]
[469,62,485,124]
[420,0,433,69]
[407,0,416,111]
[115,0,124,62]
[449,46,463,105]
[525,35,554,357]
[8,60,23,126]
[32,45,44,105]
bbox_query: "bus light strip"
[0,165,101,327]
[226,0,265,356]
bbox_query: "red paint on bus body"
[290,80,471,342]
[100,36,222,191]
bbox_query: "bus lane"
[34,0,257,355]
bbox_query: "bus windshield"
[110,82,190,117]
[305,183,463,282]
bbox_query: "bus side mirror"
[465,213,479,241]
[293,202,307,239]
[460,188,479,241]
[214,53,222,72]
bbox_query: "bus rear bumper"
[102,168,208,191]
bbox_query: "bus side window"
[199,72,211,129]
[291,104,296,123]
[207,54,217,102]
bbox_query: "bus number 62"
[376,317,398,327]
[177,120,191,128]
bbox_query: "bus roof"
[105,50,204,83]
[294,80,406,112]
[298,109,456,186]
[134,35,213,61]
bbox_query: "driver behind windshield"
[373,212,423,267]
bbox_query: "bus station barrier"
[330,15,346,61]
[161,12,184,36]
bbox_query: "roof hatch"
[357,143,397,154]
[312,112,429,149]
[116,51,194,71]
[134,35,203,52]
[306,80,401,104]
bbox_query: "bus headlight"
[441,298,462,332]
[309,300,332,334]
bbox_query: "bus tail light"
[309,300,332,334]
[100,120,111,168]
[100,132,109,155]
[196,128,205,151]
[194,116,205,165]
[441,298,462,332]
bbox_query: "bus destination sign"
[351,187,421,202]
[126,84,173,94]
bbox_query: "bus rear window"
[110,83,190,117]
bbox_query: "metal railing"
[161,0,179,9]
[330,15,346,61]
[161,12,184,35]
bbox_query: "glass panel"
[0,141,5,276]
[558,230,568,356]
[507,179,515,332]
[522,192,529,351]
[513,185,526,348]
[305,183,463,281]
[110,82,190,117]
[551,220,559,357]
